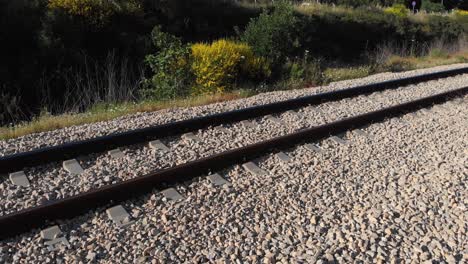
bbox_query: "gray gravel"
[0,93,466,263]
[0,69,467,215]
[1,63,467,157]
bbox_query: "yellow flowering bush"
[384,4,408,18]
[48,0,141,25]
[454,9,468,17]
[191,40,270,94]
[452,9,468,33]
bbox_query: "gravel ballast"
[0,94,466,263]
[0,69,467,215]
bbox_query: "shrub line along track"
[1,67,467,174]
[0,86,467,240]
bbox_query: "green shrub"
[143,26,192,100]
[429,48,450,58]
[191,39,270,94]
[421,1,445,13]
[384,56,414,71]
[282,51,323,88]
[295,3,465,61]
[426,15,464,41]
[337,0,378,8]
[241,1,299,68]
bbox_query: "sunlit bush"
[384,4,408,18]
[452,9,468,33]
[48,0,141,25]
[453,9,468,17]
[191,39,270,94]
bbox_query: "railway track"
[2,97,464,262]
[0,82,467,240]
[0,68,467,218]
[0,65,466,263]
[1,67,467,174]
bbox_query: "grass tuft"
[324,66,372,83]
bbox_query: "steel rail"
[1,67,467,174]
[0,86,466,240]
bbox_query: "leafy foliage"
[241,1,299,68]
[384,4,409,17]
[191,39,270,94]
[283,51,323,87]
[426,15,464,40]
[421,1,446,13]
[453,9,468,32]
[296,3,465,60]
[143,26,192,99]
[47,0,142,25]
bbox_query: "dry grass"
[323,48,467,84]
[324,66,373,82]
[381,49,468,72]
[295,2,353,15]
[0,92,249,140]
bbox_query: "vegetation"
[1,0,467,139]
[420,1,446,13]
[191,40,270,94]
[384,4,409,17]
[47,0,142,25]
[241,1,299,68]
[143,25,192,100]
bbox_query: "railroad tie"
[241,120,256,129]
[311,107,325,115]
[242,162,267,176]
[9,171,30,187]
[214,125,229,133]
[354,129,370,138]
[108,148,125,159]
[182,132,201,142]
[285,110,303,118]
[62,159,84,175]
[106,205,134,228]
[265,115,285,125]
[149,140,169,152]
[420,108,432,115]
[330,135,349,145]
[207,173,230,187]
[305,143,322,153]
[395,116,410,125]
[161,188,184,202]
[40,225,70,251]
[276,152,292,163]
